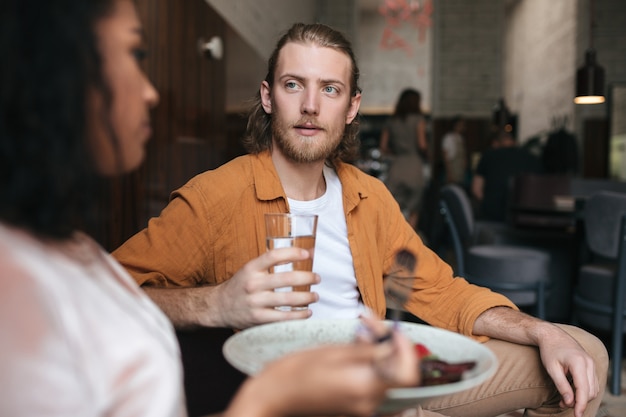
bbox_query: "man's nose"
[300,89,319,115]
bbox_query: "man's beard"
[271,113,344,163]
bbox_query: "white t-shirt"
[442,131,463,160]
[0,224,186,417]
[288,165,366,319]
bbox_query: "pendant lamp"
[574,49,605,104]
[574,0,605,104]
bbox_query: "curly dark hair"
[0,0,117,239]
[242,23,362,165]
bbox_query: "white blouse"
[0,224,186,417]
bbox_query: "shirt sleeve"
[113,182,214,287]
[383,199,518,341]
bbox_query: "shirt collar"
[251,151,285,201]
[334,160,368,212]
[251,150,368,209]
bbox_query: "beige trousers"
[400,324,609,417]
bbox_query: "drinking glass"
[264,213,318,310]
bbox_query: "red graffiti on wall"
[378,0,433,55]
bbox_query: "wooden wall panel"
[94,0,227,251]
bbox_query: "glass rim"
[264,213,318,218]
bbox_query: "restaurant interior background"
[96,0,626,256]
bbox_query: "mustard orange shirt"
[113,151,516,340]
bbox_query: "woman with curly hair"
[0,2,417,416]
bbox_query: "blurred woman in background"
[380,88,428,229]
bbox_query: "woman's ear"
[260,81,272,114]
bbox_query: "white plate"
[223,319,498,414]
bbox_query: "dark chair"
[439,184,550,319]
[572,190,626,395]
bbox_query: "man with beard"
[114,23,607,417]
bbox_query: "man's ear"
[260,81,272,114]
[346,91,361,124]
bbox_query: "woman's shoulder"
[406,113,425,124]
[0,225,77,332]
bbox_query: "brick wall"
[504,0,577,143]
[432,0,504,118]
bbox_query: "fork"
[378,248,417,340]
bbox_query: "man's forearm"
[142,285,226,329]
[472,306,554,346]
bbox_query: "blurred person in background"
[472,131,542,222]
[380,88,429,229]
[441,115,468,188]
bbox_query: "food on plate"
[415,343,476,386]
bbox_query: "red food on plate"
[414,343,433,359]
[414,343,476,386]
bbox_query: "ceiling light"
[574,49,605,104]
[575,0,605,104]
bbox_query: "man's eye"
[133,48,148,62]
[286,81,298,89]
[324,86,338,94]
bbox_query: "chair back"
[440,184,475,275]
[440,184,474,242]
[584,191,626,259]
[576,190,626,395]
